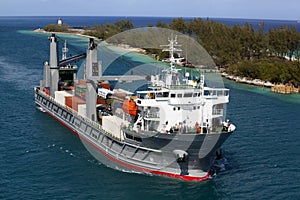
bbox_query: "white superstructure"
[104,35,234,135]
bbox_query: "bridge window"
[184,93,193,97]
[156,92,163,97]
[170,93,176,98]
[177,94,182,98]
[163,92,169,97]
[156,92,169,98]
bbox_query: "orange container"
[65,96,85,111]
[97,98,106,105]
[78,79,86,86]
[65,96,73,109]
[98,81,110,90]
[43,87,50,96]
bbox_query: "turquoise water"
[0,17,299,199]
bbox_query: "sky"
[0,0,299,20]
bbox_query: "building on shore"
[57,18,62,25]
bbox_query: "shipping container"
[55,91,73,105]
[78,104,87,117]
[97,98,106,105]
[65,96,86,112]
[102,116,124,140]
[78,79,86,86]
[113,92,127,99]
[75,84,86,99]
[43,87,50,96]
[98,81,110,90]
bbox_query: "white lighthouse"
[57,18,62,25]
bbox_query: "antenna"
[62,40,68,60]
[160,34,182,71]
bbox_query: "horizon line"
[0,15,297,22]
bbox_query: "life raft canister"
[122,99,138,116]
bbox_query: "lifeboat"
[122,99,138,116]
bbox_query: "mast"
[160,34,182,88]
[49,34,59,97]
[41,34,87,97]
[85,38,101,121]
[161,34,182,70]
[62,40,68,60]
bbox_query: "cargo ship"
[34,33,236,181]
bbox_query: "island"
[36,17,300,94]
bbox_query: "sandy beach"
[33,28,98,40]
[33,28,146,54]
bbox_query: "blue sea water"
[0,16,300,199]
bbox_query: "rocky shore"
[221,72,274,87]
[222,72,299,94]
[271,83,299,94]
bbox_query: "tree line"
[44,18,300,84]
[163,18,300,84]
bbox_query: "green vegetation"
[44,18,300,84]
[83,20,134,39]
[44,24,69,32]
[162,18,300,84]
[227,58,300,84]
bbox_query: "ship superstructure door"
[143,106,160,131]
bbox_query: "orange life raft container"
[122,100,138,116]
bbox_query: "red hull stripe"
[45,110,210,182]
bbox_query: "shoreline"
[222,72,300,94]
[33,28,145,54]
[221,72,274,87]
[33,28,98,40]
[33,28,298,94]
[33,28,219,69]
